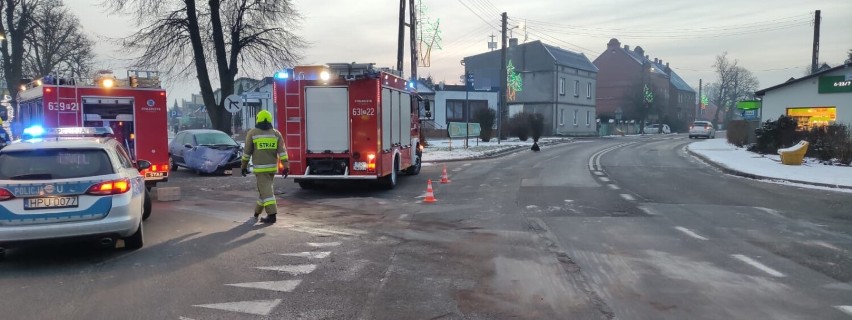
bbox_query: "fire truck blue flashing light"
[274,71,289,80]
[23,125,45,138]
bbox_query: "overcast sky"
[69,0,852,104]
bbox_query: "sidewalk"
[422,137,576,162]
[687,138,852,191]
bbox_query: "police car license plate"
[145,172,165,178]
[24,196,79,210]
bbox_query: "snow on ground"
[422,137,570,162]
[688,138,852,188]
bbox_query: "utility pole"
[397,0,406,74]
[498,12,508,144]
[811,9,821,74]
[697,78,702,121]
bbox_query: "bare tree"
[24,0,95,79]
[707,52,759,126]
[0,0,40,111]
[105,0,306,134]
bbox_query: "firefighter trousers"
[254,172,277,215]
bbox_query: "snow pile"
[688,138,851,188]
[422,137,569,162]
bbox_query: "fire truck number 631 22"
[47,102,80,111]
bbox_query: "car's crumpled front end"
[185,145,241,174]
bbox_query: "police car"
[0,127,152,259]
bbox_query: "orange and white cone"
[440,165,451,184]
[423,179,437,203]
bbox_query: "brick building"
[593,38,696,132]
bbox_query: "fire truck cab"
[273,63,422,189]
[14,71,170,188]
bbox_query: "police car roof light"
[23,125,46,138]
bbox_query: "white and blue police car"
[0,126,152,259]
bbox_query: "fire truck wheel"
[404,152,422,176]
[142,190,152,221]
[381,157,399,189]
[169,156,178,171]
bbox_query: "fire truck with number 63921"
[14,70,170,188]
[272,63,428,189]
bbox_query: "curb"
[424,138,576,163]
[686,146,852,190]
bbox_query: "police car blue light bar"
[23,125,45,138]
[47,127,115,137]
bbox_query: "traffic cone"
[423,179,437,203]
[440,165,451,184]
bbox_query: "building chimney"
[634,46,644,56]
[509,38,519,47]
[654,58,659,64]
[607,38,621,49]
[645,55,649,60]
[624,45,630,51]
[665,62,669,69]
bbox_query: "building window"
[573,109,578,126]
[586,82,592,99]
[586,110,591,126]
[559,78,566,95]
[560,109,565,125]
[574,80,580,97]
[446,99,487,122]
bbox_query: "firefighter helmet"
[256,110,272,124]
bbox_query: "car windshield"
[0,148,113,180]
[194,132,236,146]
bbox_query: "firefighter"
[241,110,289,223]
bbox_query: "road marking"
[178,317,196,320]
[836,306,852,315]
[256,264,317,275]
[307,241,341,247]
[564,199,574,203]
[289,226,358,236]
[675,226,709,240]
[463,163,471,166]
[732,254,785,277]
[638,206,658,216]
[607,184,621,190]
[620,193,636,201]
[809,240,842,251]
[599,177,611,182]
[593,171,604,176]
[452,168,462,172]
[279,251,331,259]
[225,280,302,292]
[194,299,282,316]
[399,214,409,221]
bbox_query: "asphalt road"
[1,134,850,319]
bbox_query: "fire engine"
[273,63,425,189]
[14,70,170,188]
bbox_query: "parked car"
[168,129,242,175]
[689,121,716,139]
[643,124,671,134]
[0,126,151,259]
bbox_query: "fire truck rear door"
[305,87,349,153]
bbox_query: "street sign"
[447,122,482,138]
[244,92,271,99]
[224,94,243,113]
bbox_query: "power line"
[518,19,810,39]
[455,0,500,31]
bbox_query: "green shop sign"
[818,76,852,93]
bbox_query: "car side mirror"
[184,143,192,149]
[137,160,152,171]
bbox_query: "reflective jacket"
[241,128,288,173]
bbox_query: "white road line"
[194,299,282,316]
[637,206,658,216]
[399,214,409,221]
[593,171,604,176]
[463,163,471,166]
[675,226,709,240]
[607,184,620,190]
[836,306,852,315]
[813,241,842,251]
[620,193,636,201]
[731,254,785,277]
[256,264,317,275]
[599,177,611,182]
[178,317,196,320]
[226,280,302,292]
[279,251,331,259]
[307,241,341,247]
[452,168,462,172]
[289,226,358,236]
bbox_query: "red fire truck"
[273,63,424,189]
[14,70,170,188]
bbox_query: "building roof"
[652,61,694,92]
[607,39,695,93]
[540,42,598,73]
[756,62,852,96]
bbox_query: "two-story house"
[463,40,598,136]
